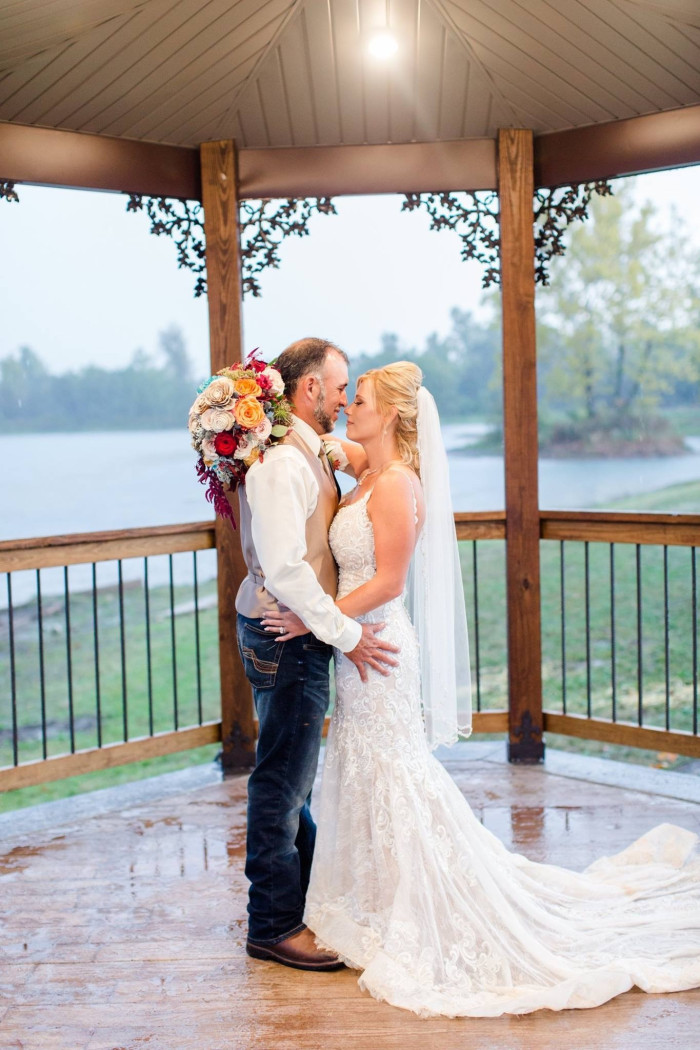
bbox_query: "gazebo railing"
[2,510,699,794]
[0,523,221,791]
[540,511,700,758]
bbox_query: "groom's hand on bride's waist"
[347,622,399,682]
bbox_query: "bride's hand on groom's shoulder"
[347,622,399,683]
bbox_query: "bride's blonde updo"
[357,361,423,476]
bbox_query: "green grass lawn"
[1,477,698,812]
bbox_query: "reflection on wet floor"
[1,750,699,1049]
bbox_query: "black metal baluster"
[560,541,567,715]
[144,558,154,737]
[63,566,75,753]
[169,554,179,730]
[92,564,102,748]
[636,544,643,727]
[663,546,670,731]
[693,547,698,737]
[609,544,616,723]
[118,560,128,740]
[7,575,18,766]
[472,541,481,712]
[193,552,203,724]
[584,541,591,718]
[36,570,47,759]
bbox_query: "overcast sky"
[0,166,698,380]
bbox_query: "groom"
[236,337,398,971]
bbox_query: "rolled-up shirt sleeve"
[245,448,362,652]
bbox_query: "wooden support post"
[200,140,256,772]
[498,129,545,763]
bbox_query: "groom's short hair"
[276,338,348,398]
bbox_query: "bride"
[261,361,700,1018]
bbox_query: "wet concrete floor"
[1,743,699,1049]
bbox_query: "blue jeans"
[237,613,332,944]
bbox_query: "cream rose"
[200,407,236,433]
[233,376,263,397]
[200,437,218,461]
[254,416,272,441]
[201,376,235,408]
[261,367,284,396]
[233,395,266,430]
[234,433,258,460]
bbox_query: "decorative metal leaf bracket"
[126,194,337,298]
[124,182,612,296]
[1,181,19,203]
[126,195,207,297]
[402,181,613,287]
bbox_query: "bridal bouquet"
[188,349,293,525]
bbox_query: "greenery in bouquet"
[188,349,293,525]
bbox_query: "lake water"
[2,427,699,605]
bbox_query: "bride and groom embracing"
[236,338,700,1018]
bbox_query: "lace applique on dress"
[303,497,700,1019]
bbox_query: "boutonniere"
[322,438,349,473]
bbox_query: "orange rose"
[233,377,262,397]
[233,395,266,429]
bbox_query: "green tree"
[537,181,700,448]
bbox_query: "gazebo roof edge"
[1,105,698,200]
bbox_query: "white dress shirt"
[244,416,362,652]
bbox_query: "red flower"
[214,431,236,456]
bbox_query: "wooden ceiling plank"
[127,50,264,144]
[550,0,692,107]
[445,2,621,124]
[412,0,444,143]
[70,0,285,135]
[460,59,494,138]
[359,0,392,145]
[98,4,287,140]
[438,30,470,140]
[256,49,295,147]
[0,0,148,68]
[606,0,700,90]
[277,12,323,146]
[331,0,366,144]
[1,20,121,123]
[300,0,341,145]
[386,0,419,145]
[24,0,190,128]
[489,0,661,115]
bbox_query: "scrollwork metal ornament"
[239,197,337,298]
[126,193,337,299]
[126,195,207,296]
[402,181,612,287]
[402,191,501,288]
[533,180,613,285]
[1,181,19,203]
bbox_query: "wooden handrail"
[0,521,216,572]
[541,511,700,547]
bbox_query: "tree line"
[1,182,698,451]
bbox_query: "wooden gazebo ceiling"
[1,0,699,150]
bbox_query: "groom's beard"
[313,389,335,433]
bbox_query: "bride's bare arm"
[336,470,420,619]
[323,436,368,478]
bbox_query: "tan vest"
[235,428,340,618]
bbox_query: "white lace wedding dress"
[304,491,700,1018]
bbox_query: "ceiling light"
[368,32,398,59]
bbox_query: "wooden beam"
[544,713,700,759]
[238,140,497,197]
[534,104,700,188]
[541,513,700,548]
[498,129,544,764]
[0,122,200,197]
[0,723,221,791]
[200,140,256,773]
